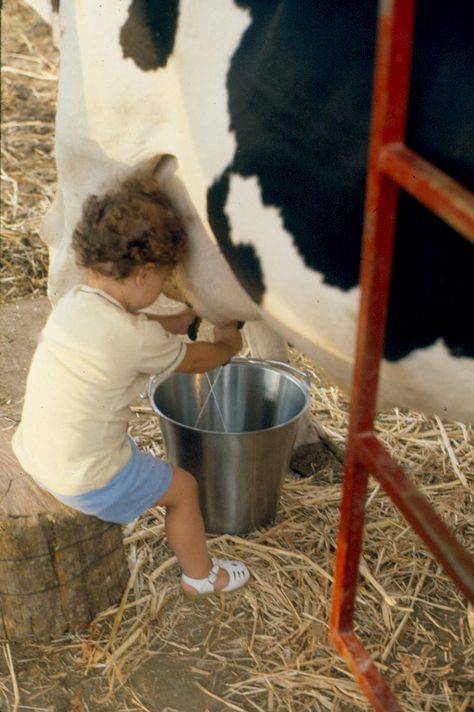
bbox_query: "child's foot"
[181,558,250,598]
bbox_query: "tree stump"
[0,430,129,642]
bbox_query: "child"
[12,176,250,598]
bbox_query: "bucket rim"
[148,359,311,436]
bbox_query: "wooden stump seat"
[0,430,129,642]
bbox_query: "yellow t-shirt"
[12,286,186,495]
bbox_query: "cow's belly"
[170,165,473,423]
[261,307,473,423]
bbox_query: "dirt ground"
[1,3,473,712]
[0,297,51,418]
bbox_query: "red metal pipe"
[328,1,474,708]
[330,0,415,635]
[357,433,474,604]
[380,143,474,242]
[330,631,404,712]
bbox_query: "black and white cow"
[30,0,474,427]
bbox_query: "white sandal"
[181,557,250,599]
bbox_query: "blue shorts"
[38,438,173,524]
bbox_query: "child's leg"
[153,466,230,592]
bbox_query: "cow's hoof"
[290,440,344,482]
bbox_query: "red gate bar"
[328,0,474,710]
[358,433,474,603]
[380,144,474,242]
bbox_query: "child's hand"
[213,321,243,358]
[175,320,243,373]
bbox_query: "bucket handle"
[146,373,166,402]
[230,357,312,392]
[145,357,312,403]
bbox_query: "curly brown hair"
[72,176,187,279]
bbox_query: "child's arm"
[175,322,243,374]
[145,307,196,335]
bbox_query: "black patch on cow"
[209,0,473,360]
[207,172,265,304]
[216,0,374,294]
[120,0,179,70]
[52,0,59,12]
[385,195,474,359]
[385,0,474,360]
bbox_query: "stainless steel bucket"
[148,358,311,534]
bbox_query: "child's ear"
[136,263,155,286]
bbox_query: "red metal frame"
[328,1,474,710]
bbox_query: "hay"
[0,3,57,303]
[1,3,473,711]
[1,644,19,712]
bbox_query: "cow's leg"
[243,321,343,478]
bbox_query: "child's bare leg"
[153,466,229,591]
